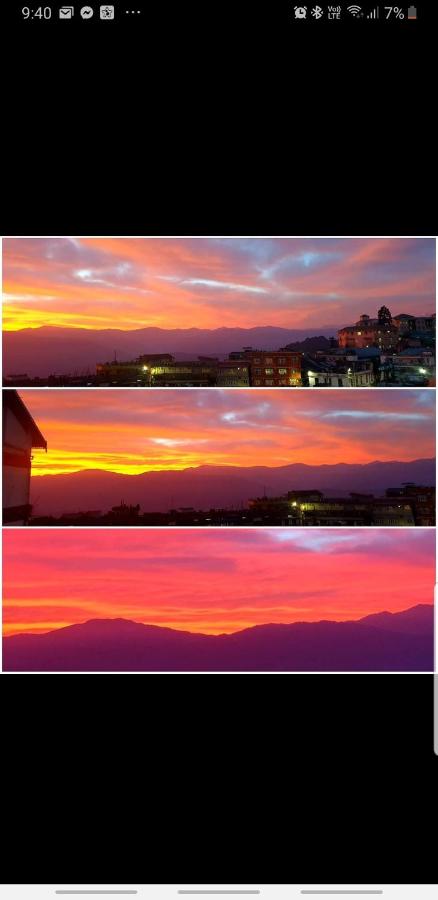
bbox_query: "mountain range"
[2,605,433,672]
[3,325,335,377]
[29,459,435,517]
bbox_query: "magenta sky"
[3,529,435,636]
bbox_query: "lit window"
[265,368,274,374]
[278,368,287,374]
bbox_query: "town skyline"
[3,237,435,332]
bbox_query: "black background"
[1,0,437,883]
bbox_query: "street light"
[141,364,153,387]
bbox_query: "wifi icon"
[347,4,363,14]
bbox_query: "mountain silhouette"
[3,324,335,377]
[29,458,435,517]
[3,604,433,672]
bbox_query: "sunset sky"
[18,388,435,476]
[2,237,435,332]
[2,529,435,637]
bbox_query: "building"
[229,348,302,386]
[147,358,219,386]
[96,354,175,384]
[385,484,435,525]
[392,348,435,385]
[393,313,436,334]
[371,500,416,527]
[307,365,374,387]
[247,490,372,525]
[3,390,47,524]
[216,360,250,386]
[338,306,398,351]
[247,485,434,526]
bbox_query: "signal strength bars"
[367,6,379,17]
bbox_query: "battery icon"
[407,6,417,17]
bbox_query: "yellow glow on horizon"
[2,307,150,332]
[30,446,212,476]
[3,596,327,637]
[2,607,285,637]
[2,620,75,636]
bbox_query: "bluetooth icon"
[311,5,324,17]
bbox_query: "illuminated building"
[3,390,47,524]
[247,486,434,527]
[392,348,435,385]
[96,354,174,384]
[97,354,249,386]
[230,348,302,386]
[338,306,398,350]
[147,358,218,386]
[307,365,374,387]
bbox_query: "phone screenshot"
[1,0,436,886]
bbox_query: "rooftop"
[4,390,47,450]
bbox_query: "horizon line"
[29,457,436,479]
[2,326,350,336]
[3,602,433,641]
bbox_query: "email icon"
[59,6,74,17]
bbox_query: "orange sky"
[20,388,435,477]
[2,529,435,637]
[2,237,435,331]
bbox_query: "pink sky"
[3,529,435,636]
[3,237,435,331]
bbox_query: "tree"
[378,305,392,325]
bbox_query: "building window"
[253,358,261,364]
[265,379,274,386]
[254,379,261,385]
[265,358,273,364]
[254,368,261,375]
[278,368,287,374]
[265,368,274,375]
[338,378,343,386]
[278,357,286,364]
